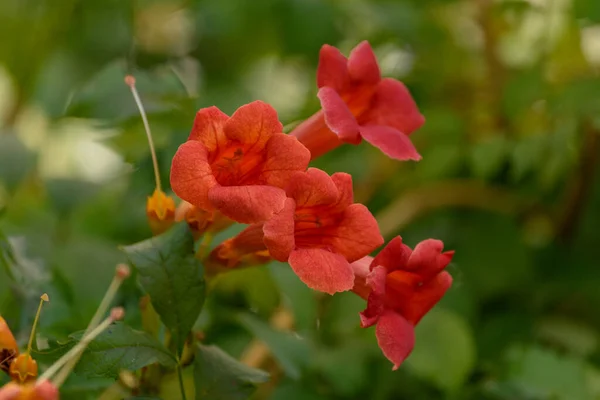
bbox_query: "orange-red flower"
[207,223,271,274]
[291,41,425,160]
[352,237,453,370]
[0,380,58,400]
[263,168,383,294]
[0,317,17,375]
[171,101,311,224]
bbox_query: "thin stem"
[176,355,188,400]
[39,317,115,384]
[27,294,49,354]
[125,75,162,191]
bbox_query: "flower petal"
[375,311,415,370]
[359,265,387,327]
[188,106,229,153]
[317,44,350,91]
[362,78,425,135]
[406,239,451,279]
[261,133,311,188]
[359,125,421,161]
[318,87,361,144]
[330,203,384,262]
[285,168,338,207]
[347,41,381,86]
[170,141,217,212]
[371,236,412,272]
[225,100,283,150]
[263,198,296,261]
[288,248,355,294]
[208,185,286,224]
[403,271,453,325]
[330,172,354,211]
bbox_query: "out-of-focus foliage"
[1,0,600,399]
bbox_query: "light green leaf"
[505,344,591,400]
[0,133,35,193]
[237,313,310,380]
[406,308,476,393]
[121,223,206,352]
[194,344,269,400]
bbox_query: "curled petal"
[317,44,350,91]
[375,311,415,370]
[318,87,361,144]
[285,168,338,207]
[330,203,384,262]
[208,185,286,224]
[363,78,425,135]
[261,134,311,188]
[288,248,354,295]
[359,265,387,327]
[347,41,381,86]
[170,141,217,211]
[403,271,453,325]
[359,125,421,161]
[407,239,452,279]
[371,236,412,272]
[263,198,296,261]
[225,101,283,149]
[188,106,229,152]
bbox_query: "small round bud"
[41,293,49,302]
[110,307,125,322]
[124,75,136,87]
[116,264,131,280]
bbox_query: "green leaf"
[193,344,269,400]
[505,344,591,400]
[406,308,476,394]
[0,133,35,193]
[121,223,206,352]
[469,136,511,180]
[236,313,310,380]
[33,322,177,378]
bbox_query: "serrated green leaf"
[33,322,177,378]
[237,313,310,380]
[194,344,269,400]
[121,223,205,352]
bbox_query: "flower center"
[293,207,343,249]
[210,142,266,186]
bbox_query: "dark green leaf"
[33,322,177,378]
[237,313,310,380]
[121,223,206,351]
[194,344,269,400]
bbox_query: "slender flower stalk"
[125,75,176,235]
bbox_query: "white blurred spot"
[243,56,310,121]
[376,44,415,78]
[581,25,600,67]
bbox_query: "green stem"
[176,355,188,400]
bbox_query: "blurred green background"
[1,0,600,399]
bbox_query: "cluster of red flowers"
[169,41,454,370]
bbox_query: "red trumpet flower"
[291,41,425,160]
[171,101,311,224]
[264,168,383,294]
[352,237,453,370]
